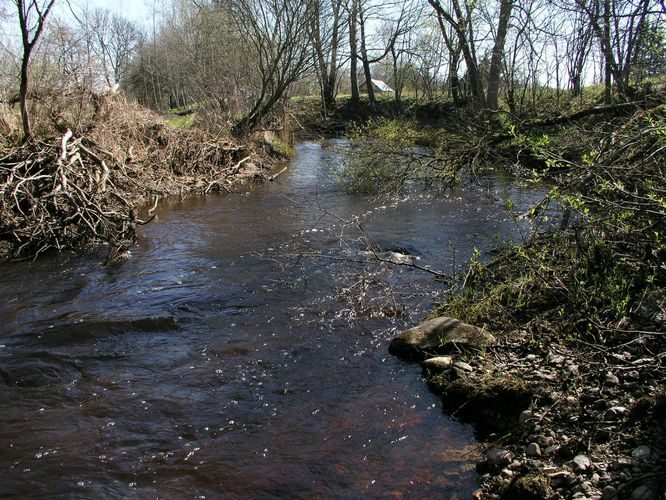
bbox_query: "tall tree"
[309,0,346,112]
[428,0,485,105]
[349,0,361,104]
[486,0,514,110]
[14,0,57,142]
[227,0,315,136]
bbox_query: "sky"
[56,0,153,26]
[0,0,154,42]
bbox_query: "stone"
[422,356,454,370]
[526,443,542,457]
[601,485,618,500]
[525,354,537,361]
[538,435,555,447]
[631,446,651,461]
[453,360,473,372]
[573,454,592,473]
[486,448,513,467]
[389,316,495,361]
[549,354,566,365]
[519,410,533,424]
[604,406,627,420]
[500,468,514,478]
[632,484,657,500]
[605,372,620,385]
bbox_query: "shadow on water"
[0,139,547,497]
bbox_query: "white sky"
[57,0,153,26]
[1,0,154,42]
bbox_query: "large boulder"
[389,316,494,361]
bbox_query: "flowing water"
[0,140,544,498]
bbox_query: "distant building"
[359,79,393,94]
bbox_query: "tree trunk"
[486,0,513,110]
[603,0,612,104]
[349,0,360,104]
[358,8,375,104]
[19,49,32,142]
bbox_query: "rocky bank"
[390,316,666,500]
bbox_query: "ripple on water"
[0,140,550,497]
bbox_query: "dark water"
[0,140,543,498]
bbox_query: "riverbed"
[0,140,544,497]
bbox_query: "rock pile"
[391,316,666,499]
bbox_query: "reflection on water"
[0,140,544,497]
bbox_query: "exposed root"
[0,92,272,261]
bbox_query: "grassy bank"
[322,90,666,498]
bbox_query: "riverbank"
[371,95,666,498]
[0,92,277,262]
[299,90,666,497]
[391,309,665,499]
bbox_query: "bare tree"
[309,0,346,112]
[486,0,514,110]
[227,0,315,136]
[14,0,57,142]
[85,9,143,87]
[428,0,486,105]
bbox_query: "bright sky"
[58,0,153,25]
[1,0,154,41]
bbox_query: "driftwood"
[489,99,657,145]
[0,93,267,261]
[520,100,645,128]
[0,129,138,259]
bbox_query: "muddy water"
[0,140,543,498]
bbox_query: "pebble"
[549,354,566,365]
[573,454,592,473]
[605,372,620,385]
[525,354,537,361]
[601,485,618,500]
[538,435,555,447]
[604,406,627,420]
[453,360,473,372]
[550,471,573,487]
[422,356,454,369]
[527,443,542,457]
[519,410,533,424]
[631,445,651,461]
[486,448,513,467]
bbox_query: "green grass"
[166,113,197,129]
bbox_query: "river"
[0,140,544,498]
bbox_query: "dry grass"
[0,90,271,261]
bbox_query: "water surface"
[0,140,543,498]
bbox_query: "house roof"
[371,79,393,92]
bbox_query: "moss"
[167,113,197,129]
[429,374,534,438]
[502,473,553,500]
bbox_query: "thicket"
[331,85,666,349]
[442,103,666,342]
[0,92,263,261]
